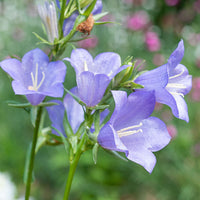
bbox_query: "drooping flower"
[135,40,192,122]
[64,48,129,107]
[98,90,171,173]
[46,87,84,136]
[37,0,59,43]
[0,48,66,105]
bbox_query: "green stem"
[63,134,86,200]
[25,107,42,200]
[59,0,67,38]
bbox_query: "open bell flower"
[46,87,84,136]
[0,48,66,105]
[64,48,130,107]
[98,90,171,173]
[135,40,192,122]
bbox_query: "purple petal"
[46,100,65,136]
[63,12,78,36]
[135,64,168,89]
[167,64,192,95]
[171,94,189,122]
[26,94,45,105]
[141,117,171,151]
[112,90,156,130]
[92,0,103,15]
[168,40,184,69]
[93,52,121,78]
[77,71,110,107]
[98,123,128,152]
[0,59,22,80]
[126,146,156,173]
[63,87,84,133]
[64,48,93,75]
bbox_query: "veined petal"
[46,100,65,136]
[141,117,171,151]
[112,90,156,130]
[168,40,184,69]
[135,64,168,89]
[63,87,84,133]
[98,123,128,152]
[64,48,93,75]
[167,64,192,95]
[0,59,22,80]
[77,71,110,107]
[93,52,121,78]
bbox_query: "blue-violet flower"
[0,48,66,105]
[98,90,171,173]
[135,40,192,122]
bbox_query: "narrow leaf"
[92,143,99,164]
[83,0,97,17]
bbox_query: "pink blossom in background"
[153,53,165,66]
[189,77,200,101]
[165,0,180,6]
[127,11,149,31]
[195,58,200,69]
[78,37,98,49]
[134,58,145,71]
[154,102,163,111]
[161,110,173,122]
[167,125,177,138]
[194,0,200,13]
[145,31,161,52]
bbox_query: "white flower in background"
[0,172,16,200]
[37,0,59,43]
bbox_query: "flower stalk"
[25,106,43,200]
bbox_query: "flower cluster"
[0,0,193,199]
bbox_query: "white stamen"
[28,63,45,91]
[166,83,186,89]
[170,92,184,98]
[118,129,143,138]
[169,69,184,80]
[84,61,88,71]
[117,122,143,138]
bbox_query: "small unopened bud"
[77,14,94,35]
[37,1,58,43]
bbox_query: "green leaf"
[83,0,97,17]
[93,12,108,21]
[104,149,128,162]
[32,32,50,44]
[24,143,35,184]
[94,21,121,25]
[7,101,31,108]
[92,143,99,164]
[37,102,59,107]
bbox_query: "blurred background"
[0,0,200,199]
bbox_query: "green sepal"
[94,21,120,25]
[69,136,78,154]
[38,102,59,107]
[93,110,100,134]
[23,143,35,184]
[52,126,69,154]
[63,112,74,137]
[92,143,99,164]
[7,101,31,108]
[30,106,38,127]
[104,149,128,162]
[133,70,149,80]
[120,81,144,89]
[32,32,51,45]
[93,104,109,111]
[93,12,108,21]
[83,0,97,17]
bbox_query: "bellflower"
[46,87,84,136]
[64,48,129,107]
[0,48,66,105]
[61,0,103,36]
[135,40,192,122]
[98,90,171,173]
[37,0,59,43]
